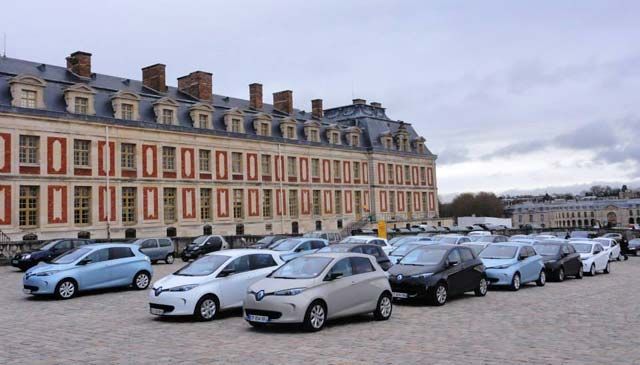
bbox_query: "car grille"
[245,309,282,319]
[149,303,175,313]
[23,285,38,292]
[487,278,500,283]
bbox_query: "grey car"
[629,238,640,256]
[270,238,328,262]
[133,238,175,264]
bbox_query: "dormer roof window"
[304,120,321,142]
[253,113,273,137]
[189,102,214,129]
[64,83,97,115]
[224,108,245,133]
[280,117,297,140]
[153,97,180,125]
[111,91,141,121]
[9,74,47,109]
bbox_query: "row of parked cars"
[17,230,633,332]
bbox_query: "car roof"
[348,235,379,240]
[495,242,531,248]
[205,249,274,258]
[306,252,371,259]
[85,243,136,249]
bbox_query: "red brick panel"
[216,188,229,218]
[322,159,331,183]
[98,186,116,222]
[142,145,158,178]
[0,133,11,173]
[74,168,91,176]
[46,137,67,175]
[181,148,195,179]
[0,185,11,225]
[379,191,388,212]
[274,156,285,182]
[395,165,403,185]
[247,153,259,181]
[98,141,115,177]
[377,163,385,184]
[363,162,369,184]
[413,192,421,211]
[47,185,68,224]
[412,166,419,186]
[143,187,159,220]
[215,151,228,180]
[429,192,436,211]
[323,190,332,214]
[182,188,196,219]
[299,157,309,183]
[345,191,353,214]
[276,189,286,216]
[301,189,311,215]
[343,161,351,184]
[248,189,260,217]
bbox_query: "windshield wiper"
[401,263,425,266]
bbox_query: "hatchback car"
[12,239,93,271]
[248,236,288,249]
[479,242,546,291]
[571,241,610,276]
[132,238,175,264]
[317,243,393,271]
[629,238,640,256]
[388,242,434,264]
[181,235,230,261]
[468,235,508,243]
[149,250,283,320]
[270,237,328,262]
[593,238,622,261]
[23,243,152,299]
[388,244,487,305]
[533,241,583,281]
[339,236,394,254]
[244,253,392,331]
[431,235,471,245]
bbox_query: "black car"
[248,235,288,249]
[388,244,487,305]
[533,241,583,281]
[11,239,93,271]
[181,235,228,262]
[316,243,393,271]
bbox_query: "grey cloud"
[437,146,470,165]
[483,140,548,159]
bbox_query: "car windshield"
[192,236,208,244]
[479,245,518,259]
[271,257,332,279]
[51,247,91,264]
[391,244,420,256]
[341,237,369,244]
[438,237,459,244]
[303,232,324,238]
[317,246,350,253]
[572,243,593,253]
[463,244,485,256]
[468,236,483,242]
[39,240,61,251]
[271,239,303,252]
[256,237,273,244]
[175,255,230,276]
[400,248,447,266]
[533,244,560,256]
[593,239,611,247]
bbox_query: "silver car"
[132,238,176,264]
[244,252,392,332]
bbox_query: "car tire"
[151,260,158,265]
[55,279,77,300]
[556,267,565,282]
[474,277,488,297]
[604,262,611,274]
[588,264,596,276]
[616,253,621,262]
[373,293,393,321]
[429,282,448,306]
[194,295,219,321]
[510,273,521,291]
[165,254,175,264]
[576,266,584,279]
[303,300,327,332]
[181,257,189,262]
[133,271,151,290]
[536,270,546,286]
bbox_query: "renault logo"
[255,290,265,301]
[154,286,163,296]
[396,274,403,281]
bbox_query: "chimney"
[66,51,92,78]
[370,102,382,108]
[178,71,212,100]
[352,98,366,105]
[273,90,293,115]
[142,64,167,93]
[249,83,263,109]
[311,99,323,119]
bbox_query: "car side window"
[249,254,278,270]
[140,239,156,249]
[447,249,461,264]
[594,244,603,253]
[459,247,474,261]
[459,237,470,244]
[159,239,172,248]
[225,255,251,274]
[109,247,134,260]
[73,240,88,247]
[55,240,73,251]
[86,248,109,263]
[311,241,326,250]
[328,258,353,278]
[567,245,576,254]
[351,246,364,254]
[561,246,570,255]
[360,245,379,257]
[351,257,375,274]
[297,241,312,251]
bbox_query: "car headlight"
[273,288,306,296]
[22,254,31,260]
[167,284,199,292]
[491,264,513,269]
[35,270,59,276]
[411,273,433,279]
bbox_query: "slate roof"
[0,56,434,158]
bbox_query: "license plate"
[12,260,18,265]
[247,314,269,323]
[150,308,164,315]
[23,288,32,294]
[392,292,408,299]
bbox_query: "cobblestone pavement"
[1,257,640,365]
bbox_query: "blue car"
[23,243,153,299]
[478,242,546,291]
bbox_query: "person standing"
[620,235,629,260]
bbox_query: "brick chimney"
[142,64,167,93]
[352,98,366,105]
[66,51,92,78]
[311,99,323,119]
[249,83,263,109]
[273,90,293,115]
[178,71,212,100]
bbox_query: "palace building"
[0,51,438,240]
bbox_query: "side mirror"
[77,258,92,266]
[518,255,526,261]
[448,260,459,267]
[295,247,304,253]
[324,272,343,281]
[218,267,235,277]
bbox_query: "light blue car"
[23,243,153,299]
[269,237,328,262]
[478,242,546,291]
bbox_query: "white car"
[340,236,394,255]
[149,249,283,320]
[593,238,621,261]
[468,231,491,237]
[571,241,610,276]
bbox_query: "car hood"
[541,255,559,263]
[481,258,517,269]
[249,277,317,293]
[579,253,593,260]
[152,274,212,289]
[388,264,441,277]
[25,262,74,275]
[19,249,48,258]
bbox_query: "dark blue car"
[11,239,93,271]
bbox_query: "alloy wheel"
[479,278,488,295]
[379,296,392,318]
[200,299,217,320]
[166,254,174,264]
[513,274,521,290]
[436,285,447,304]
[58,281,75,299]
[135,273,149,289]
[558,268,564,281]
[310,304,325,329]
[590,264,596,276]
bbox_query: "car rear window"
[109,247,135,260]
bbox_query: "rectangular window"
[420,167,427,184]
[404,165,411,182]
[311,159,320,178]
[161,109,174,124]
[260,122,270,136]
[334,191,342,215]
[231,119,242,133]
[200,188,212,221]
[309,129,319,142]
[73,139,91,167]
[422,192,428,212]
[289,190,298,218]
[333,160,341,179]
[353,162,361,180]
[232,152,243,174]
[263,189,272,218]
[121,143,136,170]
[19,135,39,164]
[21,90,37,108]
[198,114,209,129]
[19,186,39,227]
[312,190,321,216]
[199,149,211,171]
[261,155,271,175]
[75,97,89,114]
[233,189,244,219]
[287,156,297,177]
[286,126,296,139]
[389,191,396,213]
[162,147,175,171]
[351,135,359,146]
[121,103,134,120]
[387,164,394,183]
[74,186,91,225]
[122,187,137,224]
[164,188,176,223]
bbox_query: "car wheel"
[556,267,565,282]
[589,264,596,276]
[510,273,521,291]
[181,257,189,262]
[373,293,393,321]
[303,300,327,332]
[165,254,175,264]
[429,283,448,306]
[194,295,219,321]
[576,266,584,279]
[604,262,611,274]
[474,277,488,297]
[133,271,151,290]
[536,270,546,286]
[55,279,77,300]
[151,260,158,265]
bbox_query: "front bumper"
[11,258,37,270]
[243,292,310,324]
[147,290,197,316]
[485,268,514,286]
[22,274,57,295]
[181,251,200,260]
[388,277,429,299]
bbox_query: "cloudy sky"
[4,1,639,199]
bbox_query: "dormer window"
[279,117,297,140]
[260,123,270,136]
[224,108,245,133]
[326,124,341,145]
[21,90,37,108]
[111,91,141,121]
[303,120,321,142]
[345,126,362,147]
[232,119,242,132]
[9,74,47,109]
[153,97,179,125]
[309,129,319,142]
[189,102,214,129]
[350,134,360,147]
[413,137,427,154]
[253,113,273,137]
[64,83,96,115]
[286,126,295,138]
[198,114,209,129]
[162,109,174,124]
[121,103,134,120]
[75,97,89,114]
